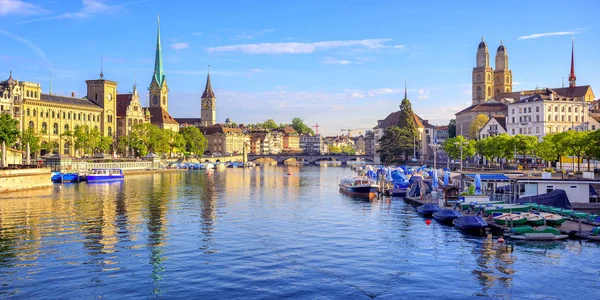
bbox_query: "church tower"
[472,37,494,105]
[494,40,512,96]
[149,16,168,111]
[568,38,576,88]
[200,71,216,126]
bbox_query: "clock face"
[162,86,167,94]
[107,93,112,101]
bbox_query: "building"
[200,73,216,127]
[280,126,301,153]
[351,135,366,155]
[300,134,326,155]
[200,124,248,155]
[146,17,179,132]
[116,83,150,142]
[478,116,507,140]
[435,126,449,144]
[506,88,589,140]
[458,38,595,136]
[248,131,273,155]
[0,71,116,156]
[364,131,375,157]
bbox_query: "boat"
[204,163,215,170]
[338,176,379,198]
[492,213,528,226]
[458,200,505,210]
[508,226,569,240]
[416,203,441,217]
[519,212,546,226]
[538,212,566,226]
[483,204,532,216]
[589,227,600,241]
[86,168,124,182]
[432,209,462,224]
[51,172,80,183]
[453,216,488,232]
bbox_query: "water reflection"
[471,235,516,296]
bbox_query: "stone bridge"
[247,154,374,165]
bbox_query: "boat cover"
[590,185,599,196]
[515,189,572,209]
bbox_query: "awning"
[464,174,511,182]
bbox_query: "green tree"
[0,113,20,146]
[291,118,315,135]
[262,119,278,130]
[558,130,588,172]
[340,145,356,155]
[513,134,538,161]
[398,98,417,136]
[180,126,208,156]
[20,128,41,158]
[475,137,494,162]
[377,126,414,165]
[469,114,489,140]
[448,119,457,138]
[168,132,186,156]
[328,145,341,154]
[552,131,572,170]
[73,125,91,156]
[494,134,516,162]
[586,130,600,161]
[535,135,559,167]
[442,136,476,160]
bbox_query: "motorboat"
[339,176,379,198]
[51,172,80,183]
[416,203,441,217]
[86,169,124,182]
[453,216,488,232]
[432,209,462,224]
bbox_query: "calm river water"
[0,166,599,299]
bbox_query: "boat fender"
[497,237,505,244]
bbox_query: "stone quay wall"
[0,168,52,192]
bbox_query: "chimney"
[71,92,75,97]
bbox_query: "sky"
[1,0,599,136]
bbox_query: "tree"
[398,98,417,136]
[340,145,356,155]
[469,114,489,140]
[180,126,207,155]
[586,130,600,161]
[73,125,91,156]
[328,145,341,154]
[558,130,587,172]
[20,128,41,158]
[261,119,278,130]
[551,132,572,170]
[377,126,414,165]
[0,113,20,146]
[448,119,457,138]
[475,137,494,163]
[442,136,476,160]
[291,118,315,135]
[168,131,186,156]
[535,135,558,167]
[513,134,538,161]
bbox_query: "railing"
[65,161,154,172]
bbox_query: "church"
[455,37,595,137]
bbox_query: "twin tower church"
[471,37,513,105]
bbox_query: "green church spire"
[153,15,165,87]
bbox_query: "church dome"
[497,41,506,52]
[225,117,232,124]
[2,71,16,86]
[478,40,487,49]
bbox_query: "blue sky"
[1,0,599,136]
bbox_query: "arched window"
[162,96,166,105]
[52,111,55,118]
[108,127,112,136]
[63,143,70,155]
[27,108,30,116]
[28,121,34,130]
[487,73,490,81]
[62,112,66,119]
[88,114,91,121]
[476,86,482,98]
[33,109,37,116]
[64,124,69,132]
[68,112,71,119]
[41,122,47,133]
[45,111,49,118]
[78,113,81,120]
[53,123,59,134]
[128,118,132,127]
[34,91,37,98]
[487,86,491,97]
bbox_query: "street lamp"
[454,141,469,192]
[429,143,441,171]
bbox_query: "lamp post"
[454,141,469,192]
[429,143,441,171]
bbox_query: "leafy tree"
[180,126,207,155]
[0,113,20,146]
[398,98,417,136]
[168,131,186,156]
[535,135,559,167]
[448,119,457,138]
[340,145,356,155]
[513,134,538,161]
[557,130,588,172]
[469,114,489,140]
[73,125,91,156]
[328,145,341,154]
[262,119,278,130]
[551,132,572,169]
[20,128,41,158]
[442,136,476,160]
[377,126,414,165]
[291,118,315,135]
[494,134,516,162]
[475,137,494,162]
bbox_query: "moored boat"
[86,169,124,182]
[508,226,569,240]
[51,172,81,183]
[339,176,379,198]
[538,212,566,226]
[453,216,488,232]
[519,212,546,226]
[458,200,504,210]
[483,204,532,216]
[432,209,462,224]
[416,203,441,217]
[492,213,528,226]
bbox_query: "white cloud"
[321,57,356,65]
[392,45,405,49]
[0,0,46,16]
[170,42,190,50]
[418,89,430,100]
[59,0,110,18]
[513,81,522,85]
[207,38,392,54]
[518,31,576,40]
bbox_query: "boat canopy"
[515,189,572,209]
[464,174,511,182]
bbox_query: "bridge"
[247,154,374,165]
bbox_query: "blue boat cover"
[515,189,572,209]
[590,185,599,196]
[464,174,511,181]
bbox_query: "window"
[536,106,539,112]
[593,125,597,130]
[28,121,34,130]
[64,143,70,155]
[519,107,522,113]
[512,108,515,114]
[34,92,37,98]
[575,116,579,122]
[45,111,49,118]
[561,106,565,112]
[555,115,558,121]
[512,117,515,123]
[570,185,577,189]
[546,186,554,193]
[27,108,30,116]
[63,112,66,119]
[568,107,571,113]
[64,124,69,132]
[95,94,98,101]
[53,123,59,134]
[88,114,91,121]
[535,127,539,134]
[548,115,551,121]
[536,115,539,122]
[108,127,112,136]
[528,127,531,134]
[547,106,551,112]
[575,107,578,113]
[528,107,531,113]
[555,106,558,112]
[561,116,565,122]
[52,111,55,118]
[519,128,522,134]
[41,122,47,133]
[68,112,71,119]
[78,113,81,120]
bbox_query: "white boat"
[204,163,215,170]
[338,176,379,198]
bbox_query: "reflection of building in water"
[472,235,516,294]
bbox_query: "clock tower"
[149,15,168,111]
[200,72,216,126]
[472,37,494,105]
[86,73,118,138]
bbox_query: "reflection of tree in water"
[146,177,170,296]
[114,189,130,244]
[471,235,516,295]
[198,173,217,254]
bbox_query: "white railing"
[66,161,154,172]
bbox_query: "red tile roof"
[147,106,179,125]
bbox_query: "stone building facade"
[116,84,150,141]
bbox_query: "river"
[0,166,598,299]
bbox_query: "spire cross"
[100,53,104,79]
[404,80,407,99]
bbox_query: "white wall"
[535,182,590,203]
